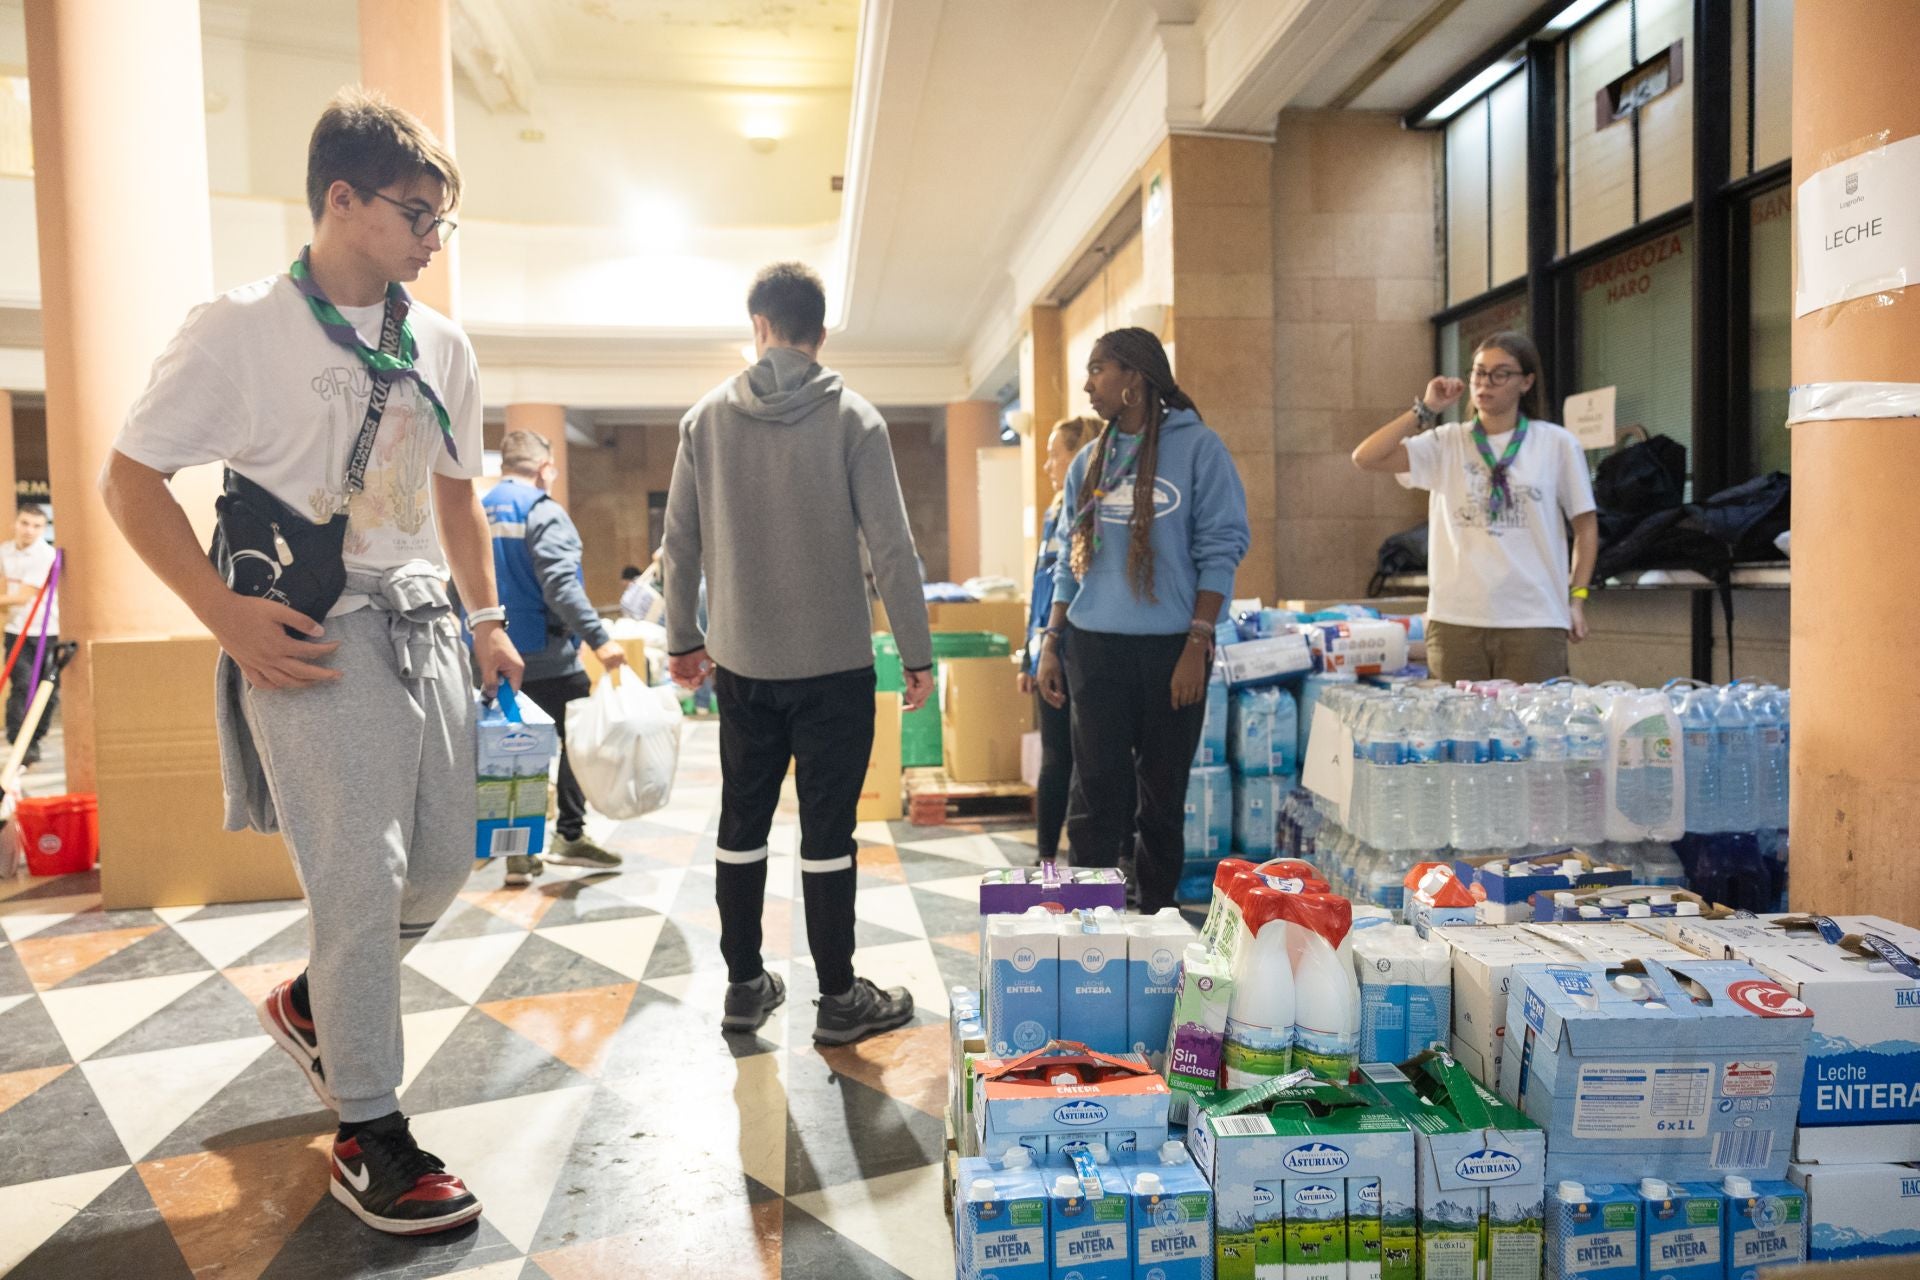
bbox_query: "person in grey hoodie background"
[663,261,934,1045]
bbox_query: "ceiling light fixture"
[742,111,785,155]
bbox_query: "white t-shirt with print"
[113,272,483,580]
[1398,419,1597,630]
[0,538,56,635]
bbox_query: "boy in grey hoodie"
[663,262,933,1045]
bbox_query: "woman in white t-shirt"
[1352,330,1598,683]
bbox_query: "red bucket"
[19,794,99,877]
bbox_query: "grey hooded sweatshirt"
[661,345,933,681]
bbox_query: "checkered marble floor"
[0,722,1037,1279]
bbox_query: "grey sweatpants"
[241,602,474,1122]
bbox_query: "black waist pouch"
[208,468,349,626]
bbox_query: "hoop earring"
[1121,387,1137,408]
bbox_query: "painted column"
[505,403,570,509]
[1020,306,1068,571]
[944,401,1002,585]
[359,0,460,317]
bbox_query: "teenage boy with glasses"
[102,88,514,1236]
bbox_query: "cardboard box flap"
[978,1039,1156,1084]
[1400,1049,1498,1130]
[1197,1069,1362,1121]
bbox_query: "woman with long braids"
[1034,328,1250,912]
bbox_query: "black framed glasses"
[1469,366,1524,386]
[368,190,458,242]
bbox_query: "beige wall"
[1270,110,1435,601]
[1061,230,1144,411]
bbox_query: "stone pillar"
[24,0,217,791]
[1788,1,1920,913]
[1020,306,1068,570]
[944,401,1002,585]
[359,0,459,317]
[505,402,569,508]
[0,391,15,517]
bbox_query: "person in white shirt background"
[0,504,59,766]
[1351,330,1598,683]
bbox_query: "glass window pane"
[1753,0,1794,170]
[1489,73,1530,288]
[1636,0,1693,218]
[1567,1,1635,251]
[1447,98,1491,305]
[1573,225,1695,480]
[1440,292,1532,387]
[1748,186,1793,475]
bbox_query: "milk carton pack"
[1220,633,1314,689]
[1352,925,1452,1066]
[1408,863,1478,939]
[1720,1175,1807,1277]
[1631,911,1920,1162]
[1061,911,1131,1055]
[1249,1181,1285,1278]
[1349,1178,1384,1280]
[1229,685,1297,776]
[1232,772,1288,861]
[1788,1161,1918,1264]
[957,1150,1051,1280]
[1499,958,1813,1182]
[1128,912,1193,1074]
[1637,1180,1722,1280]
[1050,1162,1132,1280]
[1367,1054,1546,1280]
[976,1046,1172,1169]
[474,688,558,859]
[1125,1141,1214,1280]
[1186,1073,1417,1280]
[988,912,1061,1057]
[1196,678,1230,767]
[1185,766,1233,860]
[1283,1180,1348,1280]
[1546,1181,1638,1280]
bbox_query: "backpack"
[1693,472,1790,563]
[1368,522,1429,597]
[1594,428,1688,518]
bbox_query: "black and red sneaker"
[256,978,337,1111]
[329,1114,482,1235]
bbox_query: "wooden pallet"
[903,768,1035,826]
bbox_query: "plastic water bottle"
[1714,687,1758,834]
[1365,847,1417,921]
[1635,841,1688,887]
[1670,682,1720,833]
[1346,698,1378,846]
[1484,704,1532,849]
[1404,700,1451,851]
[1364,700,1411,851]
[1564,700,1609,846]
[1524,702,1569,847]
[1742,684,1790,831]
[1444,696,1491,851]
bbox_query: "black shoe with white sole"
[813,977,914,1046]
[329,1113,482,1236]
[721,970,786,1034]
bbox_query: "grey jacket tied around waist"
[217,562,460,834]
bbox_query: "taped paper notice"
[1563,386,1618,450]
[1796,133,1920,317]
[1301,702,1353,819]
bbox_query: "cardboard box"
[1219,634,1313,688]
[975,1044,1171,1166]
[94,636,304,908]
[927,599,1028,643]
[1634,914,1920,1162]
[941,655,1033,783]
[1454,850,1632,906]
[1185,1074,1417,1280]
[1786,1162,1920,1265]
[1499,958,1814,1182]
[857,692,903,821]
[1366,1053,1547,1280]
[977,863,1127,916]
[475,690,558,859]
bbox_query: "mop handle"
[21,549,61,709]
[0,564,52,691]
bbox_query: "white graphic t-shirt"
[1399,419,1596,630]
[0,538,57,635]
[114,272,482,577]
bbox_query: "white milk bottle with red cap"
[1221,886,1297,1088]
[1280,892,1361,1082]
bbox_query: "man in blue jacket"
[485,430,628,884]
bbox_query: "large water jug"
[1404,699,1451,851]
[1443,695,1491,851]
[1668,681,1720,833]
[1713,687,1758,835]
[1605,688,1685,841]
[1484,703,1531,849]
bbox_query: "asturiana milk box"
[1719,1175,1806,1279]
[988,910,1060,1057]
[957,1148,1050,1280]
[1061,909,1131,1055]
[1787,1160,1920,1265]
[1125,1140,1214,1280]
[1636,1180,1721,1280]
[1545,1181,1637,1280]
[1050,1159,1132,1280]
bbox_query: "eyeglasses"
[1469,366,1524,386]
[368,191,459,242]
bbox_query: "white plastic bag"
[566,673,684,820]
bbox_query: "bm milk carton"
[988,910,1060,1057]
[1637,1180,1722,1280]
[1061,910,1131,1055]
[1128,911,1194,1074]
[957,1149,1050,1280]
[474,687,558,858]
[1545,1181,1637,1280]
[1126,1140,1214,1280]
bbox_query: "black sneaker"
[329,1114,482,1236]
[721,970,786,1034]
[813,977,914,1046]
[256,978,337,1111]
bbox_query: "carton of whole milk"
[1367,1054,1545,1280]
[987,911,1060,1057]
[1127,911,1194,1074]
[1283,1179,1348,1280]
[1636,1179,1723,1280]
[474,688,558,859]
[1720,1175,1807,1278]
[1059,910,1130,1055]
[1048,1162,1131,1280]
[1545,1181,1638,1280]
[955,1149,1050,1280]
[1499,958,1812,1183]
[1352,925,1452,1066]
[1124,1140,1214,1280]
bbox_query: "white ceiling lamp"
[742,111,785,155]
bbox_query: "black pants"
[1064,627,1206,913]
[1034,686,1079,860]
[714,664,875,996]
[519,668,592,843]
[4,631,58,754]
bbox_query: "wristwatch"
[1410,398,1439,431]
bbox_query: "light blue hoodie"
[1051,408,1250,635]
